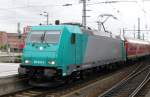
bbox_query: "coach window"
[71,33,76,44]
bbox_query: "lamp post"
[82,0,87,28]
[137,18,140,39]
[63,0,90,28]
[17,22,21,52]
[40,11,49,25]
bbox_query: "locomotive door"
[71,33,82,65]
[75,34,82,64]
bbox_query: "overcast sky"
[0,0,150,39]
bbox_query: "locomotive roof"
[30,25,82,34]
[125,38,150,45]
[30,25,95,35]
[29,25,115,38]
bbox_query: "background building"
[0,31,24,52]
[7,33,24,52]
[0,31,7,45]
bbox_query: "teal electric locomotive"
[18,23,126,86]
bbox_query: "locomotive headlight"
[39,46,44,51]
[25,60,30,64]
[51,61,55,65]
[48,61,55,65]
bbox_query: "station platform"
[0,63,19,77]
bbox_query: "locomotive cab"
[19,28,60,78]
[19,26,55,77]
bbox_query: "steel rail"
[98,63,146,97]
[3,64,137,97]
[98,64,150,97]
[59,63,143,97]
[1,60,147,97]
[129,68,150,97]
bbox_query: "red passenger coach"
[125,38,150,59]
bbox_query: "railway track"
[134,75,150,97]
[0,59,149,97]
[98,61,150,97]
[1,60,144,97]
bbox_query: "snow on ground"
[0,63,19,77]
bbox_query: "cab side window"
[71,33,76,44]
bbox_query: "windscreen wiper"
[41,31,50,46]
[41,31,46,43]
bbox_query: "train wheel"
[65,76,73,85]
[80,71,88,80]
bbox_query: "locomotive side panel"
[83,35,125,66]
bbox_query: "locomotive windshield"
[29,30,60,43]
